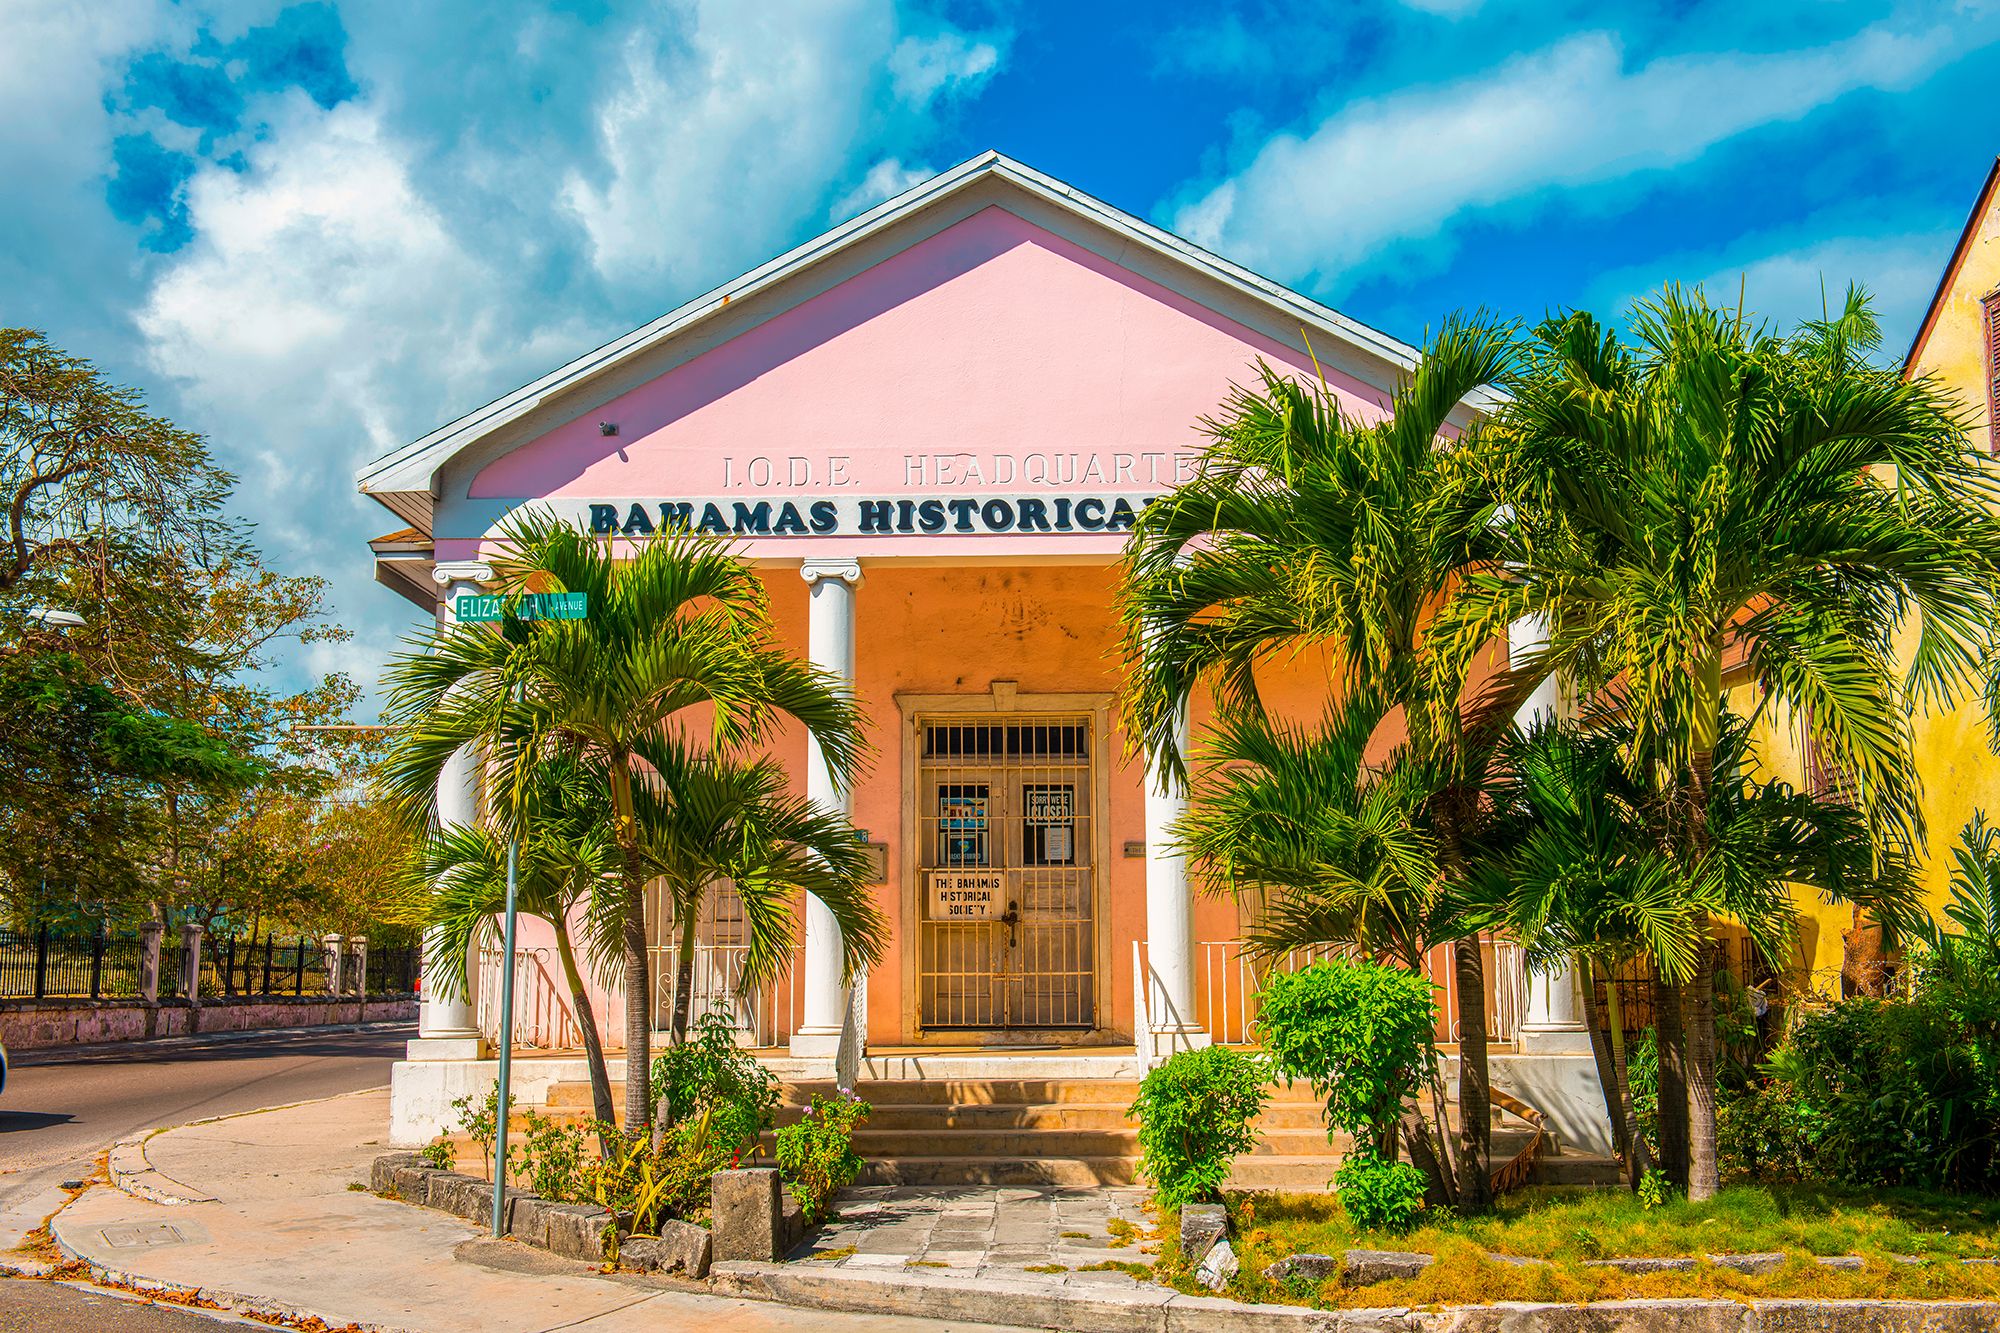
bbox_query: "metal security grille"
[916,718,1095,1031]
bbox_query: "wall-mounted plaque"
[927,870,1004,921]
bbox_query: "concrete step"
[823,1102,1137,1131]
[781,1077,1327,1107]
[1530,1154,1624,1186]
[782,1078,1142,1106]
[856,1156,1138,1188]
[775,1098,1333,1132]
[1223,1156,1343,1191]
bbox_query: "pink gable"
[465,206,1392,558]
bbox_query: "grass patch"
[1189,1186,2000,1309]
[1023,1262,1069,1274]
[808,1245,856,1262]
[1106,1217,1139,1249]
[1060,1230,1091,1239]
[1078,1260,1154,1279]
[1229,1184,2000,1264]
[906,1259,948,1268]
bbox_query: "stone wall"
[0,994,416,1050]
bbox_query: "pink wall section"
[453,205,1390,560]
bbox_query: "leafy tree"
[380,516,882,1134]
[1120,318,1513,1208]
[1457,286,2000,1198]
[0,649,257,925]
[0,328,238,593]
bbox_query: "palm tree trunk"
[1684,651,1722,1202]
[1452,937,1493,1213]
[607,754,652,1136]
[1685,920,1720,1200]
[670,891,699,1044]
[1601,964,1653,1190]
[550,918,617,1154]
[1581,959,1628,1159]
[1653,972,1689,1187]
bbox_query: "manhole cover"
[99,1222,196,1249]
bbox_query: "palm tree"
[630,736,882,1050]
[415,755,624,1146]
[381,516,876,1133]
[1478,715,1693,1187]
[1172,691,1487,1204]
[1454,286,1993,1196]
[1120,317,1515,1209]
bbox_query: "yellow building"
[1750,157,2000,987]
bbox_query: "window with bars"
[1984,291,2000,454]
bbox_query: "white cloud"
[1589,225,1957,364]
[142,101,512,479]
[831,157,935,220]
[110,1,1008,712]
[1398,0,1482,14]
[1173,19,1980,288]
[563,1,1002,287]
[888,30,1002,109]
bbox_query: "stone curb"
[106,1132,217,1206]
[707,1259,2000,1333]
[103,1086,392,1208]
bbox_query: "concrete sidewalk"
[40,1089,1008,1333]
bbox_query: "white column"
[411,563,494,1060]
[1509,613,1592,1053]
[1143,703,1208,1059]
[791,558,862,1060]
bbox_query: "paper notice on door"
[927,870,1004,920]
[1041,825,1072,862]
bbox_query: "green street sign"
[456,591,588,622]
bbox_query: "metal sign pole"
[490,674,525,1239]
[490,815,520,1237]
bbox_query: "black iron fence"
[0,926,418,1002]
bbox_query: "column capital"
[433,561,496,588]
[799,557,862,588]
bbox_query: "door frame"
[895,685,1116,1047]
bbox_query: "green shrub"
[447,1084,515,1181]
[1256,958,1445,1225]
[1766,996,1997,1191]
[1129,1045,1270,1208]
[775,1091,870,1225]
[417,1138,455,1171]
[1255,958,1438,1159]
[651,1008,779,1155]
[1333,1156,1427,1232]
[1627,1027,1659,1157]
[517,1108,590,1201]
[1715,1079,1805,1183]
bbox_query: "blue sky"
[4,0,1996,711]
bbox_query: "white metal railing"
[648,942,804,1049]
[476,946,586,1050]
[1134,935,1527,1064]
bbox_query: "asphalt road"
[0,1024,411,1330]
[2,1024,411,1176]
[0,1280,257,1331]
[0,1025,411,1246]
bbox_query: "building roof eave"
[1903,156,2000,379]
